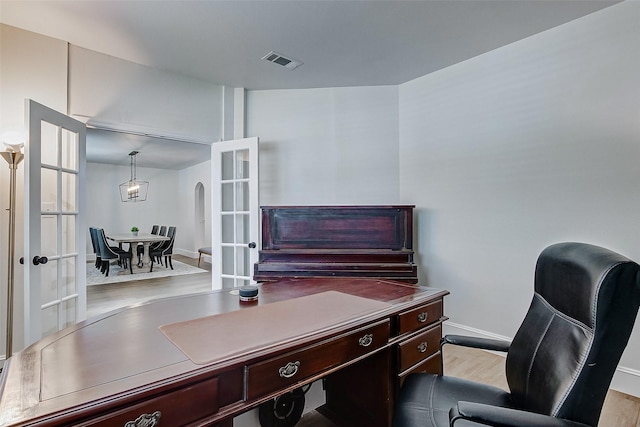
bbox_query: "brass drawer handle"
[417,312,428,323]
[417,342,428,353]
[358,333,373,347]
[279,361,301,378]
[124,410,161,427]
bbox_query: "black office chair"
[96,228,133,277]
[393,242,640,427]
[150,226,176,272]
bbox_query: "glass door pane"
[211,138,259,290]
[25,99,86,347]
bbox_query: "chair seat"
[198,247,212,267]
[394,374,513,427]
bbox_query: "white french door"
[24,99,86,346]
[211,137,259,290]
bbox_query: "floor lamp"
[1,143,24,359]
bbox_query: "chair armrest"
[449,401,591,427]
[441,335,511,352]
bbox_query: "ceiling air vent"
[261,51,303,70]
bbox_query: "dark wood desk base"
[0,278,447,427]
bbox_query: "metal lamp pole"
[1,149,24,359]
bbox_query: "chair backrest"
[151,224,159,235]
[162,226,176,254]
[159,226,167,236]
[89,227,99,254]
[505,242,640,426]
[95,228,117,260]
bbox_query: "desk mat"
[159,291,390,365]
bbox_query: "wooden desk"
[107,233,169,267]
[0,278,448,427]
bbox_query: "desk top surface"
[0,278,447,426]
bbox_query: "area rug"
[87,260,207,286]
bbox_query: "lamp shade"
[120,150,148,202]
[119,179,149,202]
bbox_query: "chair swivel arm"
[441,335,511,352]
[449,401,591,427]
[439,335,511,374]
[440,335,511,375]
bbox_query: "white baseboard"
[443,321,640,398]
[175,248,197,258]
[175,248,211,264]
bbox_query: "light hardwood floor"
[87,259,640,426]
[87,254,212,318]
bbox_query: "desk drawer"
[77,376,219,426]
[397,300,442,335]
[245,320,389,400]
[398,324,441,373]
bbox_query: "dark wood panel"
[397,299,443,335]
[74,376,219,426]
[245,321,389,401]
[321,349,394,427]
[255,206,417,283]
[398,324,442,373]
[261,206,413,250]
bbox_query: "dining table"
[107,232,170,267]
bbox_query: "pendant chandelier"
[119,150,149,202]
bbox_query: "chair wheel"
[258,387,305,427]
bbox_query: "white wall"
[86,162,181,254]
[399,1,640,395]
[177,160,212,257]
[0,24,68,355]
[68,46,223,142]
[247,86,400,205]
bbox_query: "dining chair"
[96,228,133,276]
[89,227,101,269]
[150,226,176,272]
[137,224,162,264]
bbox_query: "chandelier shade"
[119,151,149,202]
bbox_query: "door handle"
[19,257,24,265]
[33,256,48,266]
[248,242,257,249]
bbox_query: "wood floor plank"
[87,254,212,318]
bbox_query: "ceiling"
[86,128,212,170]
[0,0,620,168]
